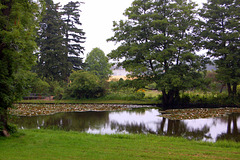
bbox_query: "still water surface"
[12,108,240,142]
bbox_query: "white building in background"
[109,65,130,81]
[112,66,129,76]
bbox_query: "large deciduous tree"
[85,48,112,80]
[37,0,69,81]
[108,0,208,108]
[200,0,240,97]
[62,1,85,71]
[0,0,43,136]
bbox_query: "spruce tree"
[62,1,85,71]
[37,0,70,81]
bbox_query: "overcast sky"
[54,0,206,60]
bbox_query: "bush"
[64,71,106,99]
[14,70,50,96]
[54,85,65,100]
[136,89,145,99]
[103,88,146,101]
[109,78,147,92]
[180,94,190,104]
[0,124,17,136]
[146,82,157,90]
[48,81,65,99]
[32,78,50,94]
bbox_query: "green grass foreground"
[1,130,240,160]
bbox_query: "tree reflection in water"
[11,109,240,142]
[217,113,240,142]
[12,111,110,132]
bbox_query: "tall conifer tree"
[37,0,70,81]
[62,1,85,70]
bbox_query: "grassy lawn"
[1,130,240,160]
[144,89,161,98]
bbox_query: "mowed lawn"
[0,129,240,160]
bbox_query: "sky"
[54,0,206,60]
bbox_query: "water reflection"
[11,109,240,142]
[216,113,239,142]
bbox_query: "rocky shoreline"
[10,104,155,116]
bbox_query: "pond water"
[11,108,240,142]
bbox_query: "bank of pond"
[9,104,240,143]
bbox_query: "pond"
[11,107,240,142]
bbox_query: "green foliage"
[109,78,147,92]
[36,0,86,81]
[0,0,43,134]
[0,123,17,136]
[104,91,145,101]
[108,0,209,107]
[146,82,157,90]
[36,0,69,81]
[64,71,105,99]
[106,79,146,100]
[33,79,50,94]
[14,71,51,95]
[62,1,85,70]
[182,91,240,106]
[237,85,240,94]
[200,0,240,96]
[135,89,145,99]
[48,81,65,100]
[85,48,112,79]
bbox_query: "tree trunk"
[232,114,238,134]
[227,115,231,134]
[167,119,173,135]
[0,109,9,137]
[158,118,166,135]
[232,82,237,96]
[219,84,225,93]
[162,89,180,109]
[227,83,232,97]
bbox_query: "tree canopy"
[0,0,43,136]
[62,1,85,71]
[108,0,208,107]
[200,0,240,97]
[36,0,85,81]
[36,0,68,81]
[85,48,112,80]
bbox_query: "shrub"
[48,81,65,99]
[14,70,51,96]
[180,94,190,104]
[64,71,106,99]
[32,78,50,94]
[1,124,17,136]
[146,82,157,90]
[136,89,145,99]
